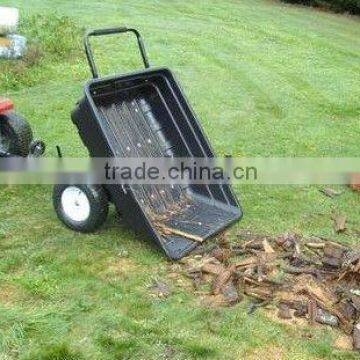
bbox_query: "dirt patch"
[265,307,309,328]
[334,334,353,351]
[0,283,23,305]
[148,280,171,298]
[247,345,285,360]
[101,258,138,280]
[167,265,194,292]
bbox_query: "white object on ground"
[0,34,27,59]
[0,7,19,35]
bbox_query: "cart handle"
[84,27,150,79]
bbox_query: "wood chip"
[211,270,232,295]
[222,281,241,305]
[339,300,357,322]
[243,276,271,287]
[315,308,339,327]
[156,223,204,242]
[322,256,342,268]
[319,188,343,198]
[211,248,231,262]
[349,173,360,192]
[175,229,360,339]
[298,282,338,306]
[234,257,258,268]
[353,323,360,350]
[300,287,352,334]
[192,274,202,290]
[305,242,325,249]
[244,286,273,301]
[283,266,318,276]
[276,232,299,249]
[332,214,347,233]
[278,303,292,319]
[201,263,225,275]
[343,250,360,267]
[294,304,308,317]
[243,240,264,250]
[308,300,317,325]
[324,242,346,259]
[263,239,275,253]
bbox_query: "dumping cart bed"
[70,28,242,259]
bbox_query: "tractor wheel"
[0,112,33,156]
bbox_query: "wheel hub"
[61,186,91,222]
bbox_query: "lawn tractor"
[0,97,45,157]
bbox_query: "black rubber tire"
[0,112,33,156]
[53,184,109,233]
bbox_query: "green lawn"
[0,0,360,359]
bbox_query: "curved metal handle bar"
[84,27,150,79]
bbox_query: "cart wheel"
[53,184,109,233]
[0,112,33,156]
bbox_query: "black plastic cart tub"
[71,27,242,259]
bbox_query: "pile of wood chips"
[179,231,360,351]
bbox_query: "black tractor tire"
[53,184,109,233]
[0,112,33,156]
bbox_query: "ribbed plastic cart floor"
[98,94,183,213]
[97,89,238,242]
[161,199,238,239]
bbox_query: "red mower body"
[0,98,14,115]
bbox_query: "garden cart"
[53,27,242,259]
[0,97,45,157]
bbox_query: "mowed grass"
[0,0,359,358]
